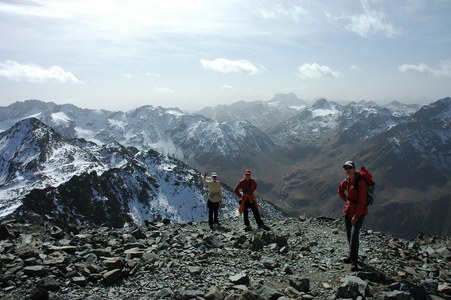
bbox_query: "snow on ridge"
[75,127,104,145]
[267,101,280,107]
[311,108,338,118]
[51,112,72,125]
[166,109,185,116]
[289,105,306,111]
[25,112,43,120]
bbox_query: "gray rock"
[229,273,250,285]
[337,275,370,298]
[205,285,225,300]
[0,216,450,300]
[103,269,123,284]
[23,265,48,276]
[376,290,411,300]
[289,276,310,293]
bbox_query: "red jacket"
[338,176,368,219]
[234,178,257,198]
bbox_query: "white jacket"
[202,176,222,203]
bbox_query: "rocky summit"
[0,216,450,300]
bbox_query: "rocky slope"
[0,216,450,300]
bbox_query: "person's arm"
[234,181,243,198]
[251,179,257,194]
[338,179,348,202]
[202,173,209,186]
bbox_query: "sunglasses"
[343,166,353,170]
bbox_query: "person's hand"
[204,172,208,177]
[351,216,357,225]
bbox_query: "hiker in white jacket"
[202,172,222,229]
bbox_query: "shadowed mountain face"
[1,96,450,238]
[0,118,284,227]
[274,98,451,239]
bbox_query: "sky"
[0,0,450,112]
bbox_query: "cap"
[244,169,251,175]
[342,161,355,168]
[211,172,218,177]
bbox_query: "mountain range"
[0,95,450,239]
[0,117,283,228]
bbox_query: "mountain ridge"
[1,96,450,239]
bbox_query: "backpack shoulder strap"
[354,172,362,190]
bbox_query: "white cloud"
[344,1,400,38]
[221,85,236,91]
[350,64,362,72]
[298,63,342,79]
[200,58,260,75]
[260,4,307,22]
[146,73,161,78]
[0,60,82,83]
[398,61,451,77]
[153,87,175,94]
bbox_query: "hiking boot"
[342,257,351,264]
[351,264,360,271]
[259,224,271,231]
[244,226,252,232]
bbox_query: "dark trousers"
[345,215,365,265]
[243,201,263,227]
[207,200,220,226]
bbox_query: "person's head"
[244,169,252,179]
[342,160,355,175]
[211,172,218,181]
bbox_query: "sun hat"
[211,172,218,177]
[342,161,355,168]
[244,169,251,175]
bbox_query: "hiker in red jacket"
[234,169,270,231]
[338,160,368,271]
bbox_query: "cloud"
[260,4,307,22]
[398,61,451,77]
[153,87,175,94]
[221,85,236,92]
[0,60,82,83]
[344,1,400,38]
[200,58,261,75]
[146,73,161,78]
[350,64,362,72]
[298,63,342,79]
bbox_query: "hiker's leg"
[344,216,352,245]
[213,202,219,224]
[207,201,214,226]
[243,202,250,226]
[250,202,263,225]
[349,215,365,265]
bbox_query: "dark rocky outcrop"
[1,216,450,299]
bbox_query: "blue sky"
[0,0,450,111]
